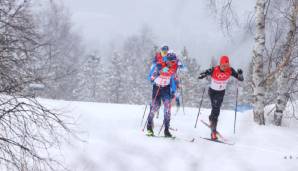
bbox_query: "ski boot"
[146,125,154,137]
[164,128,173,138]
[209,119,218,140]
[211,130,218,140]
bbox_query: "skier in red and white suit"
[198,56,244,140]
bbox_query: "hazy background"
[60,0,255,69]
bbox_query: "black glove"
[198,73,206,79]
[237,69,243,75]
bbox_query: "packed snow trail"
[41,99,298,171]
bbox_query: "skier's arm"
[152,52,164,71]
[154,52,163,63]
[231,68,244,81]
[168,61,178,76]
[148,64,159,82]
[198,68,213,79]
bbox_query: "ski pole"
[140,104,148,127]
[158,122,164,136]
[180,79,185,115]
[194,87,206,128]
[234,82,239,134]
[142,85,161,132]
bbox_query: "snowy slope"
[40,99,298,171]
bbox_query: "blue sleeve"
[170,76,176,93]
[148,64,156,81]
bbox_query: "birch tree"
[208,0,298,125]
[274,0,298,126]
[206,0,267,123]
[252,0,266,125]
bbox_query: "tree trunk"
[274,0,298,126]
[274,69,290,126]
[252,0,266,125]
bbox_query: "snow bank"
[38,99,298,171]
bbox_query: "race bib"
[210,78,229,91]
[154,75,171,87]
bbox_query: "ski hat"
[167,52,177,61]
[161,45,169,52]
[220,55,230,65]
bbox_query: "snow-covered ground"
[41,99,298,171]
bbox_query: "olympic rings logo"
[216,73,228,79]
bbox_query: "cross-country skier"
[147,46,178,137]
[198,55,244,140]
[174,57,187,114]
[167,51,181,105]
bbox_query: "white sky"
[57,0,255,68]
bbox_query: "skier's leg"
[208,88,225,131]
[147,85,161,131]
[162,86,172,137]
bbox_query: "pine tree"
[74,53,104,102]
[35,1,84,100]
[179,47,204,107]
[105,51,125,103]
[120,27,155,104]
[239,62,253,105]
